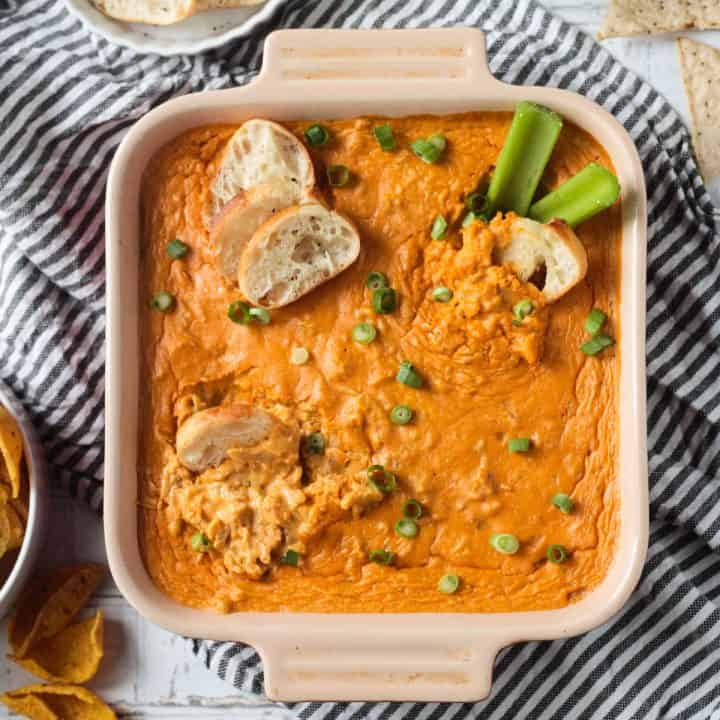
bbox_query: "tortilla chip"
[4,502,24,550]
[0,692,56,720]
[12,611,104,683]
[677,38,720,187]
[598,0,720,39]
[0,405,23,498]
[1,685,116,720]
[8,564,105,657]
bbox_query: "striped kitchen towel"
[1,0,719,717]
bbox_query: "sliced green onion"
[249,307,271,325]
[580,334,614,356]
[508,437,531,453]
[584,308,607,336]
[190,532,210,552]
[372,287,397,314]
[513,299,534,322]
[465,191,487,214]
[352,322,377,345]
[490,533,520,555]
[166,238,189,259]
[411,135,446,164]
[529,163,621,228]
[390,405,413,425]
[304,124,329,147]
[152,291,174,312]
[396,360,423,389]
[366,271,389,290]
[432,286,453,303]
[462,211,486,227]
[431,215,448,240]
[395,518,418,538]
[367,465,397,494]
[547,544,569,564]
[304,432,325,455]
[280,549,300,566]
[403,499,423,520]
[228,300,251,324]
[369,549,394,565]
[290,346,309,365]
[327,164,351,187]
[438,574,460,594]
[486,101,563,217]
[552,493,574,514]
[373,124,395,151]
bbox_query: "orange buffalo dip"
[139,113,620,614]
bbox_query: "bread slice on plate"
[91,0,196,24]
[238,203,361,309]
[209,184,299,280]
[211,119,315,217]
[496,217,588,301]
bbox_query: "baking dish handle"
[258,629,503,702]
[255,28,503,96]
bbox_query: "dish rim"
[104,27,649,702]
[0,380,48,619]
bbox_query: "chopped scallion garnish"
[352,322,377,345]
[580,334,614,356]
[373,124,395,151]
[396,360,423,388]
[152,291,174,312]
[431,215,448,240]
[552,493,573,514]
[228,300,251,324]
[249,307,271,325]
[438,574,460,594]
[547,544,569,564]
[403,499,423,520]
[411,134,447,164]
[367,465,397,494]
[390,405,413,425]
[490,533,520,555]
[585,308,607,336]
[372,287,397,314]
[190,532,210,552]
[369,549,394,565]
[304,432,325,455]
[508,437,531,453]
[327,164,351,187]
[304,124,329,147]
[432,286,453,303]
[166,238,189,259]
[513,299,534,322]
[366,271,389,290]
[290,347,310,365]
[395,518,418,538]
[280,549,300,566]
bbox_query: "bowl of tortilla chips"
[0,380,48,618]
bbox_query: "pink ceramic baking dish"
[104,28,648,702]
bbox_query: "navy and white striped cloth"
[1,0,719,717]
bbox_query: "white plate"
[63,0,290,56]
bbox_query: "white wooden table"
[1,3,719,717]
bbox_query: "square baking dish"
[105,28,648,702]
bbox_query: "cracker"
[598,0,720,39]
[677,37,720,185]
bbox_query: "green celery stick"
[486,101,563,218]
[529,163,620,227]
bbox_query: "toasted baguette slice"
[177,404,297,473]
[496,217,588,301]
[211,119,315,217]
[210,183,297,280]
[238,203,360,309]
[91,0,195,24]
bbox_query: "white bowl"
[0,380,48,619]
[63,0,290,56]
